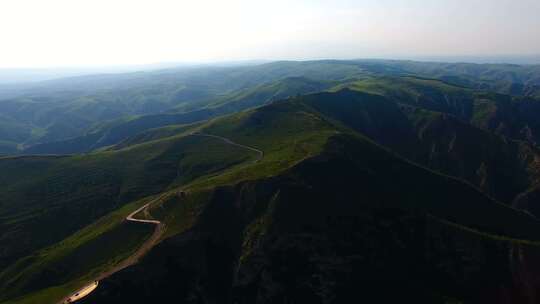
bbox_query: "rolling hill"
[0,131,258,285]
[109,89,540,207]
[1,59,539,155]
[75,95,540,304]
[4,90,540,303]
[3,61,540,304]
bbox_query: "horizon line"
[1,54,540,70]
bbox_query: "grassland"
[0,129,261,303]
[4,78,540,303]
[71,96,540,303]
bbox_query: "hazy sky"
[0,0,539,68]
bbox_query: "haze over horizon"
[4,1,540,303]
[1,0,539,69]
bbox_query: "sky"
[0,0,539,68]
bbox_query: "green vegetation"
[0,198,154,303]
[73,95,540,304]
[337,76,540,146]
[3,60,540,303]
[2,60,539,155]
[0,133,256,284]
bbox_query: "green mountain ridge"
[77,106,540,304]
[22,76,331,154]
[0,132,258,275]
[3,61,540,303]
[4,91,540,303]
[338,76,540,145]
[111,88,540,207]
[299,89,540,206]
[2,60,540,155]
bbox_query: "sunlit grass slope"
[0,132,256,275]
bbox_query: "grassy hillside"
[5,73,540,303]
[75,99,540,304]
[218,89,535,207]
[0,60,361,150]
[0,93,340,304]
[337,76,540,147]
[0,197,155,303]
[343,60,540,97]
[23,77,332,154]
[333,76,474,118]
[93,88,540,206]
[2,59,539,155]
[0,133,258,275]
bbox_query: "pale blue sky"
[0,0,538,67]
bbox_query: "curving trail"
[60,195,166,304]
[126,202,162,225]
[59,133,262,303]
[189,132,264,163]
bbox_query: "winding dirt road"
[189,132,264,163]
[60,195,166,304]
[60,133,262,303]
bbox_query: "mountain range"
[2,60,540,303]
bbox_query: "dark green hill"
[0,133,258,274]
[337,76,540,146]
[23,77,331,154]
[90,88,540,206]
[300,89,540,205]
[5,79,540,303]
[359,60,540,97]
[0,61,358,150]
[333,76,475,118]
[0,96,336,303]
[78,104,540,304]
[2,59,539,154]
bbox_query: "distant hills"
[1,60,539,155]
[3,60,540,303]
